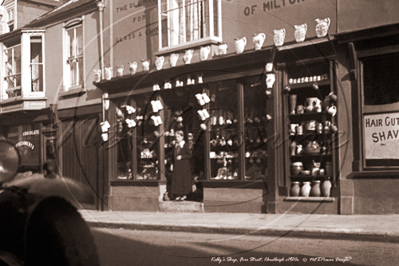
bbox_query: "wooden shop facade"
[93,0,399,214]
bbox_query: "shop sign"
[364,112,399,159]
[15,141,35,150]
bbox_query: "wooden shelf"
[286,79,330,90]
[284,196,335,202]
[290,154,332,159]
[289,175,332,180]
[289,111,332,119]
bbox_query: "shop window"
[3,44,21,98]
[158,0,222,51]
[208,80,239,180]
[5,124,41,173]
[64,21,83,91]
[244,81,268,181]
[361,53,399,168]
[116,93,159,180]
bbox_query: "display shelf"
[290,154,332,159]
[289,175,331,180]
[289,111,332,119]
[284,196,335,202]
[286,79,330,90]
[289,133,332,141]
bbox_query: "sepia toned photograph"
[0,0,398,265]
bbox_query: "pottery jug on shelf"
[104,67,112,80]
[322,178,332,197]
[169,53,179,67]
[155,56,164,70]
[291,181,300,197]
[253,33,266,50]
[310,180,321,196]
[93,69,101,82]
[200,46,211,61]
[304,140,321,155]
[116,65,124,77]
[305,97,322,112]
[234,37,247,54]
[294,23,307,43]
[301,181,311,197]
[183,49,194,64]
[128,61,137,75]
[315,18,331,38]
[141,59,150,71]
[273,28,286,47]
[218,43,228,55]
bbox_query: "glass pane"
[13,45,21,75]
[213,0,219,37]
[209,80,239,180]
[31,64,43,92]
[363,54,399,106]
[70,60,77,87]
[78,57,84,86]
[67,28,74,57]
[244,80,268,181]
[168,0,184,46]
[31,42,42,63]
[75,25,83,56]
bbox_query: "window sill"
[59,86,86,97]
[110,180,159,186]
[200,180,267,189]
[0,96,47,105]
[155,36,222,56]
[348,170,399,179]
[284,197,335,202]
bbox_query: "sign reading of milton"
[364,112,399,159]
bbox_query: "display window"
[244,81,268,181]
[6,123,41,173]
[361,53,399,168]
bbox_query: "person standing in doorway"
[171,130,192,201]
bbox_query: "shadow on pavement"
[91,229,367,266]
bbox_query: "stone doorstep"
[159,201,204,212]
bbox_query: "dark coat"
[171,142,192,197]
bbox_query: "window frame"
[359,51,399,170]
[27,33,46,98]
[3,43,21,99]
[63,17,85,92]
[157,0,222,53]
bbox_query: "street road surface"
[92,228,399,266]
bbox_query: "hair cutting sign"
[364,112,399,159]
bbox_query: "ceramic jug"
[315,18,331,38]
[155,56,164,70]
[253,33,266,50]
[322,178,332,197]
[183,49,194,64]
[93,69,101,82]
[128,61,137,75]
[291,181,300,197]
[141,59,150,71]
[234,37,247,54]
[116,65,124,77]
[200,46,211,61]
[218,43,228,55]
[266,73,276,88]
[301,181,311,197]
[104,67,112,80]
[305,97,322,112]
[310,180,321,197]
[169,53,179,67]
[294,23,307,43]
[273,28,286,47]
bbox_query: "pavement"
[80,209,399,243]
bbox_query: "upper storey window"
[158,0,222,51]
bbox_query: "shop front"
[95,35,345,214]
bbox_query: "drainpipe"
[96,0,105,80]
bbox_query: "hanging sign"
[364,112,399,159]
